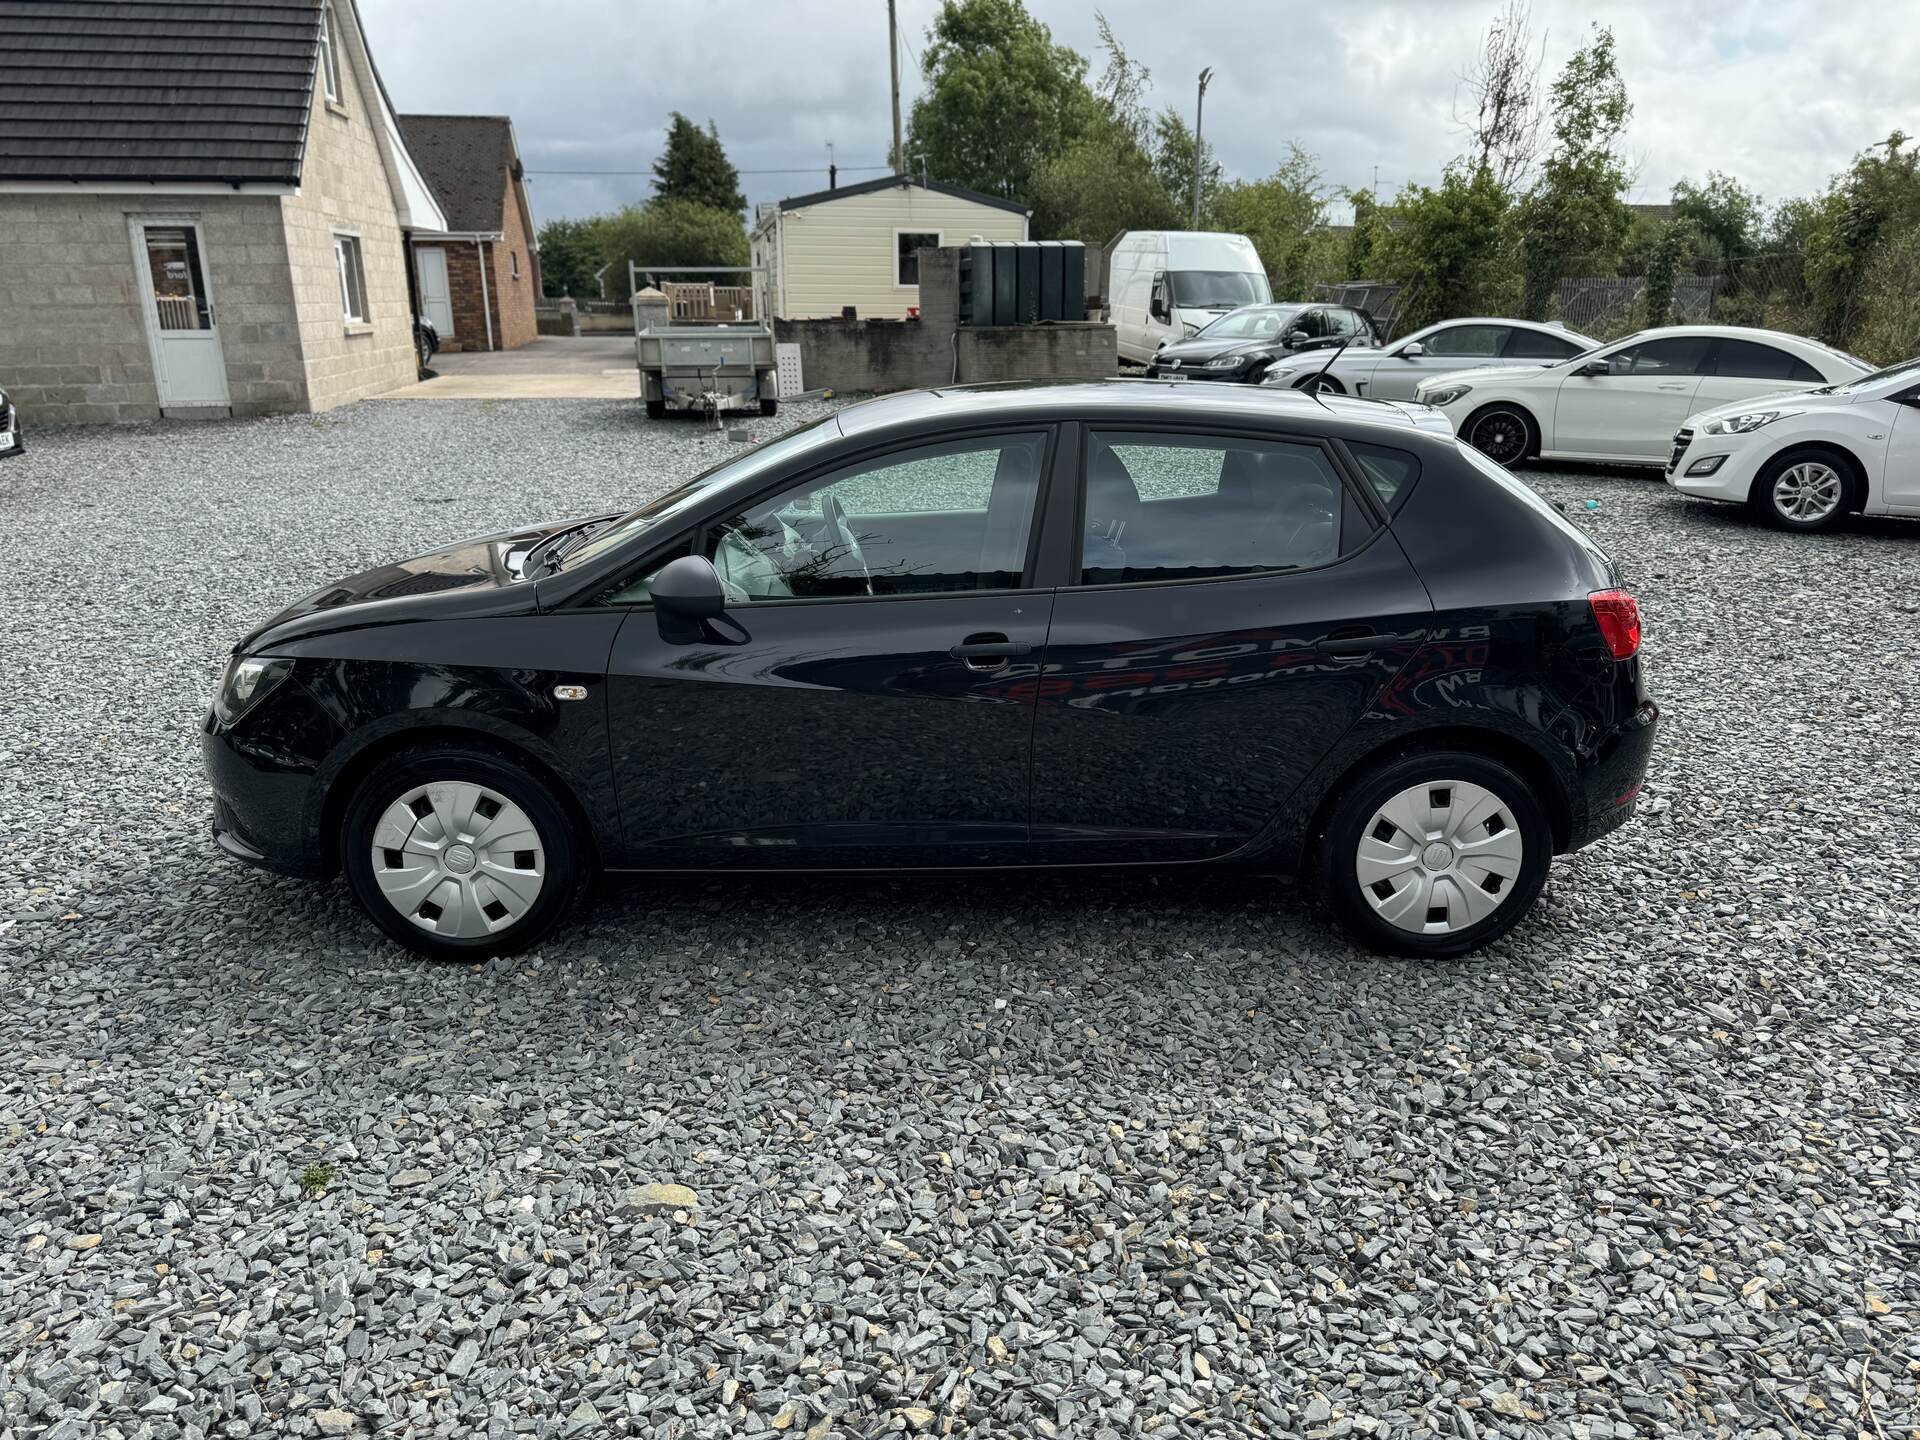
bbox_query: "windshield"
[1170,270,1271,309]
[1197,306,1301,340]
[1816,352,1911,394]
[554,414,841,572]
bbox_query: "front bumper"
[1664,426,1765,503]
[201,679,340,877]
[0,399,23,457]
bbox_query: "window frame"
[894,229,943,289]
[588,423,1064,609]
[332,230,368,324]
[1060,420,1389,594]
[318,4,343,106]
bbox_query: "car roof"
[835,378,1445,440]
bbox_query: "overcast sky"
[361,0,1918,230]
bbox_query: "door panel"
[1885,401,1920,514]
[1551,336,1710,458]
[136,221,229,409]
[606,595,1050,866]
[416,246,454,336]
[1029,539,1431,861]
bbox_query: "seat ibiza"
[204,382,1658,961]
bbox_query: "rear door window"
[1079,431,1354,586]
[1504,328,1586,359]
[1711,338,1823,382]
[1347,442,1421,511]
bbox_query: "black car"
[204,382,1657,961]
[1146,303,1380,382]
[0,383,22,458]
[413,315,439,374]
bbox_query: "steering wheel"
[818,491,873,596]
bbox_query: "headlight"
[1260,364,1300,387]
[1699,409,1801,435]
[213,655,293,727]
[1204,353,1246,368]
[1421,382,1473,406]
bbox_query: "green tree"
[1345,189,1380,278]
[1670,171,1762,259]
[1375,165,1517,330]
[1209,147,1329,298]
[1803,132,1920,342]
[1642,219,1694,327]
[596,199,747,296]
[1515,25,1633,319]
[536,217,603,298]
[906,0,1098,201]
[1028,13,1175,244]
[651,113,745,216]
[1150,108,1220,224]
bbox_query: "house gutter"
[477,239,495,351]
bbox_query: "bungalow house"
[400,115,541,353]
[0,0,446,424]
[750,174,1030,322]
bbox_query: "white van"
[1106,231,1272,365]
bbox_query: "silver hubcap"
[1357,780,1524,936]
[370,782,545,938]
[1773,462,1841,522]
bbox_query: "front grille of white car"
[1668,428,1692,475]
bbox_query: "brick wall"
[490,171,538,349]
[278,0,418,410]
[424,240,492,351]
[0,192,307,424]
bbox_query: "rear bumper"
[1567,696,1660,851]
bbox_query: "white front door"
[133,220,229,409]
[1884,397,1920,515]
[1551,335,1708,460]
[416,246,454,337]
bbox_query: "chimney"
[829,163,837,190]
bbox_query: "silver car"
[1260,317,1600,400]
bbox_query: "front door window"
[144,227,212,331]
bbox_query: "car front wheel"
[342,742,581,960]
[1462,404,1534,468]
[1752,450,1850,532]
[1315,750,1552,958]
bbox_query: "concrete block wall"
[775,246,1116,394]
[0,192,306,423]
[280,1,417,411]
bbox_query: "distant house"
[751,174,1030,321]
[400,115,540,352]
[0,0,446,424]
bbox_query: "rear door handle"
[951,633,1032,669]
[1316,631,1399,654]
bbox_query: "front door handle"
[951,634,1032,670]
[1316,631,1399,654]
[1657,381,1690,391]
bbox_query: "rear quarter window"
[1348,442,1421,511]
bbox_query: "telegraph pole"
[888,0,904,174]
[1192,67,1213,229]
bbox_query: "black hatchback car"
[204,382,1656,961]
[1146,303,1380,382]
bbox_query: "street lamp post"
[1192,67,1213,229]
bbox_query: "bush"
[596,200,748,298]
[1854,228,1920,363]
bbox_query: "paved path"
[379,336,639,399]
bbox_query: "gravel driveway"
[2,398,1916,1440]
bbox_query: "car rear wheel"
[1752,450,1849,532]
[1462,404,1535,468]
[1315,750,1551,958]
[342,743,581,961]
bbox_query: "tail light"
[1588,589,1641,660]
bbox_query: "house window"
[896,231,939,287]
[511,250,520,280]
[333,233,368,323]
[318,4,342,104]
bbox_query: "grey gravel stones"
[1,400,1917,1439]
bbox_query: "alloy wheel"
[370,781,545,938]
[1772,461,1842,524]
[1355,779,1524,935]
[1469,411,1527,465]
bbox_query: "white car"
[1415,325,1871,467]
[1260,317,1599,399]
[1665,355,1920,530]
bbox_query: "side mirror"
[1150,297,1170,323]
[1283,330,1307,350]
[1399,341,1425,358]
[1578,359,1611,377]
[652,554,725,642]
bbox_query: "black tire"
[1461,403,1536,469]
[1313,749,1552,958]
[342,742,583,961]
[760,397,779,417]
[1747,447,1853,533]
[645,399,666,420]
[1295,374,1345,395]
[416,331,434,372]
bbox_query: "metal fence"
[1316,253,1823,345]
